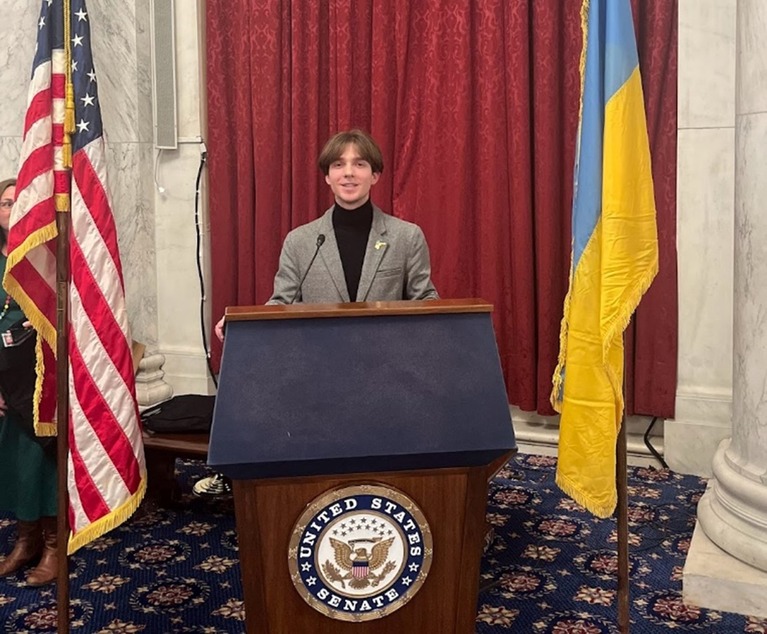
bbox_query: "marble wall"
[732,0,767,471]
[0,0,158,351]
[665,0,737,476]
[0,3,39,185]
[152,0,214,395]
[0,0,213,398]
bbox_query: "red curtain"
[625,0,679,417]
[206,0,678,418]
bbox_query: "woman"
[0,177,57,586]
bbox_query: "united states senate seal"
[288,483,433,622]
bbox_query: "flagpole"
[57,1,74,631]
[616,404,630,633]
[55,197,71,634]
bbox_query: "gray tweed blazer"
[267,205,439,304]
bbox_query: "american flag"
[3,0,146,552]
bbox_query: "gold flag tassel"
[61,0,75,172]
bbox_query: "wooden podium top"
[225,298,492,322]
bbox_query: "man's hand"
[214,316,225,342]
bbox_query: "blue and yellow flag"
[551,0,658,518]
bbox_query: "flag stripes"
[3,0,145,552]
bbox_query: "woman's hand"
[214,316,225,342]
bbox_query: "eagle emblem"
[288,485,433,622]
[322,536,397,590]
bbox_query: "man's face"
[325,143,380,209]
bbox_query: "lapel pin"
[375,240,388,250]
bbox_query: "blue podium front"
[208,299,516,480]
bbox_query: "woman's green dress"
[0,254,57,521]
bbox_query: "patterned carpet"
[0,454,764,633]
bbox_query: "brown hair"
[317,129,384,175]
[0,178,16,198]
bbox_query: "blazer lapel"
[317,209,350,302]
[357,208,389,302]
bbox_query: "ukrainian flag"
[551,0,658,518]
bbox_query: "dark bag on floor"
[142,394,215,434]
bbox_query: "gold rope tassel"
[62,82,75,169]
[62,0,74,172]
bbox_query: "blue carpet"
[0,454,764,632]
[477,455,766,633]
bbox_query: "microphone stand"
[290,234,325,304]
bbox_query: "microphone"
[290,234,326,304]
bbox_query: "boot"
[0,520,42,576]
[25,516,57,587]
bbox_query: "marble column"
[683,0,767,619]
[695,0,767,574]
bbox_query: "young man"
[267,128,438,305]
[199,130,439,497]
[214,129,438,340]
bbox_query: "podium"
[209,299,516,633]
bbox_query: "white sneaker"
[192,473,232,497]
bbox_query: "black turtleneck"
[332,199,373,302]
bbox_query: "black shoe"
[192,473,232,497]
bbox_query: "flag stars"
[81,93,95,107]
[75,8,88,21]
[87,69,97,83]
[38,16,45,29]
[72,34,84,47]
[72,60,78,72]
[76,119,90,133]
